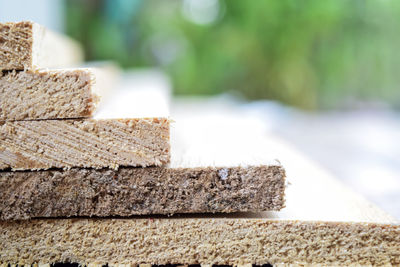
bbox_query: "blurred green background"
[66,0,400,109]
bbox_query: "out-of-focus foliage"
[66,0,400,109]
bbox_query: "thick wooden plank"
[0,86,170,170]
[0,99,398,266]
[0,218,398,266]
[0,164,285,220]
[0,21,82,70]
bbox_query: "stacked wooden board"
[0,21,399,266]
[0,21,170,170]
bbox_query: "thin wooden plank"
[0,85,170,170]
[0,21,82,70]
[0,67,115,121]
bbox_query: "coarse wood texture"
[0,21,82,70]
[1,99,399,265]
[0,89,285,218]
[0,118,170,170]
[0,165,285,220]
[0,218,399,266]
[0,81,170,170]
[0,69,100,121]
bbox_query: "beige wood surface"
[0,21,83,70]
[0,63,120,121]
[1,68,97,121]
[1,218,398,266]
[0,86,170,170]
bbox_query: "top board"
[0,21,83,70]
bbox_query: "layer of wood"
[0,68,101,121]
[0,218,399,266]
[0,21,82,70]
[0,118,170,170]
[0,165,285,220]
[0,86,285,217]
[0,79,170,170]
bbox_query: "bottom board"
[0,218,399,266]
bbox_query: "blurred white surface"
[95,69,171,119]
[171,97,396,222]
[242,102,400,219]
[123,70,400,219]
[0,0,64,32]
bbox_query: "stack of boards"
[0,21,399,266]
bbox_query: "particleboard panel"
[0,21,82,70]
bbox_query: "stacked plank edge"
[0,117,170,170]
[1,218,399,266]
[0,21,82,70]
[0,21,171,170]
[1,21,399,266]
[0,165,285,220]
